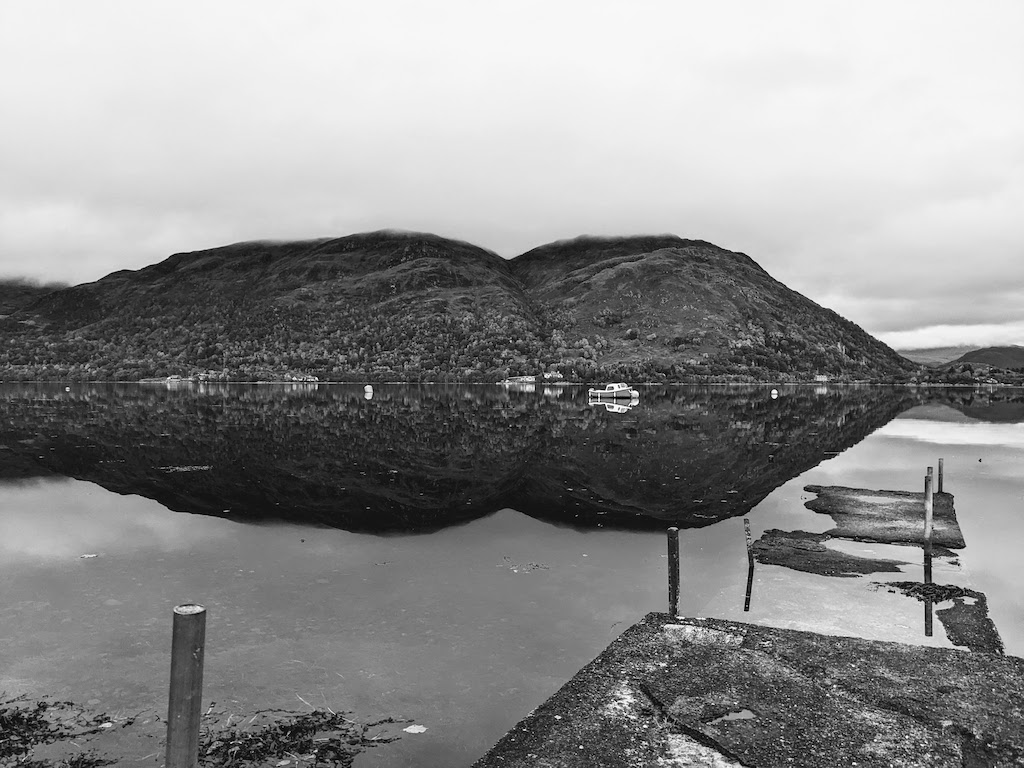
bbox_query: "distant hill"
[899,346,979,366]
[0,230,916,382]
[953,345,1024,369]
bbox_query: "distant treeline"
[0,295,915,383]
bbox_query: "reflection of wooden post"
[744,562,754,613]
[924,548,933,637]
[938,458,944,493]
[167,604,207,768]
[924,475,933,543]
[667,528,680,617]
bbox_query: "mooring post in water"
[667,527,680,617]
[742,518,755,612]
[938,457,944,493]
[924,474,934,543]
[167,603,207,768]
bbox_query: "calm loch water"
[2,383,1023,766]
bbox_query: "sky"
[1,1,1022,350]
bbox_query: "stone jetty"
[472,614,1024,767]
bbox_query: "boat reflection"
[588,392,640,413]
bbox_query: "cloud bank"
[0,1,1021,347]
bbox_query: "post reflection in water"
[924,545,934,638]
[744,561,755,613]
[743,517,755,612]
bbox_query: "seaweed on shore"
[0,694,115,767]
[197,706,406,767]
[1,694,408,768]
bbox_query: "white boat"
[587,382,639,399]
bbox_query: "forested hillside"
[0,231,917,382]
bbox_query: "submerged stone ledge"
[878,582,1005,655]
[803,484,965,549]
[472,614,1024,767]
[751,529,907,577]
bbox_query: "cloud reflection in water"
[0,477,232,561]
[875,419,1024,449]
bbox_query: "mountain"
[510,235,913,381]
[0,230,916,382]
[898,346,980,366]
[953,345,1024,369]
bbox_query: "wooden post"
[742,518,756,612]
[924,474,933,543]
[166,604,207,768]
[938,458,944,494]
[667,527,680,617]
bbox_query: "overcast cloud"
[1,1,1021,349]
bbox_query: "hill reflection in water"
[0,382,982,533]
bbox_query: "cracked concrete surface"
[472,614,1024,767]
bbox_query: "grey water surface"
[2,383,1022,766]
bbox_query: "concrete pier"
[473,614,1024,767]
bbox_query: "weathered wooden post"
[743,518,755,611]
[938,458,944,493]
[166,604,207,768]
[667,527,680,617]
